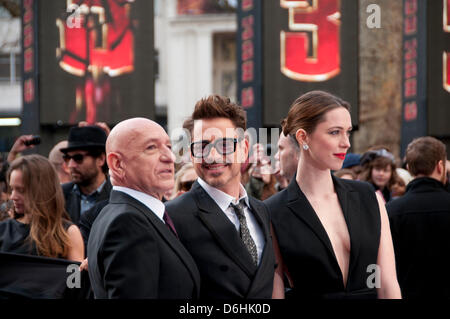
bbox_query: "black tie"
[229,200,258,265]
[163,211,178,238]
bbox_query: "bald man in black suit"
[88,118,200,299]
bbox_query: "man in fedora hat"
[60,126,112,224]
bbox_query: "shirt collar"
[197,177,250,212]
[112,186,165,222]
[73,179,107,197]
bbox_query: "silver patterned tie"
[229,200,258,266]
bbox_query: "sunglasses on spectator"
[179,180,195,192]
[62,153,90,164]
[190,138,242,159]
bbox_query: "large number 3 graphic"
[444,0,450,93]
[280,0,341,82]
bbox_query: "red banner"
[444,0,450,92]
[280,0,340,82]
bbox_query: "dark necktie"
[229,200,258,265]
[163,211,178,238]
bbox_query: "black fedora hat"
[60,126,107,153]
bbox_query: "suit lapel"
[245,197,272,297]
[98,178,112,202]
[332,176,361,281]
[67,188,81,223]
[110,191,201,295]
[286,178,339,264]
[192,184,258,278]
[286,176,362,289]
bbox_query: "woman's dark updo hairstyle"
[283,91,351,139]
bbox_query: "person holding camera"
[6,135,41,165]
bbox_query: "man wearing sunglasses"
[165,95,284,299]
[60,126,112,224]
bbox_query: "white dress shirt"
[113,186,166,223]
[197,178,265,264]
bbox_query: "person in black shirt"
[265,91,401,299]
[387,137,450,298]
[0,155,84,261]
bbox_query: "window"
[0,53,21,83]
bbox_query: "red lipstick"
[334,153,346,160]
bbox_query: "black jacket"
[79,200,109,252]
[62,177,112,224]
[87,190,200,299]
[165,182,276,299]
[387,177,450,298]
[265,176,381,299]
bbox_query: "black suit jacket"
[265,176,381,299]
[62,177,112,224]
[87,190,201,299]
[165,182,276,299]
[79,199,109,252]
[387,177,450,298]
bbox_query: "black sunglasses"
[62,153,90,164]
[190,138,242,159]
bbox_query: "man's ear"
[436,160,444,175]
[107,153,124,179]
[237,136,249,165]
[97,153,106,167]
[62,161,70,174]
[242,137,249,161]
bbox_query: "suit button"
[220,265,228,272]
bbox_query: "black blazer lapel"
[332,176,362,280]
[286,178,341,272]
[98,178,112,202]
[67,189,81,223]
[245,198,273,297]
[192,183,258,278]
[109,191,201,295]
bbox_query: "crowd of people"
[0,90,449,299]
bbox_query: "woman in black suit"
[265,91,401,299]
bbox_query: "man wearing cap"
[61,126,112,224]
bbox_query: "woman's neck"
[17,213,31,224]
[296,159,334,197]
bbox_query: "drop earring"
[303,144,309,151]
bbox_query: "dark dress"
[265,175,381,299]
[0,219,92,299]
[0,218,73,257]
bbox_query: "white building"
[154,0,237,135]
[0,8,21,119]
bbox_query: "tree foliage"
[0,0,20,18]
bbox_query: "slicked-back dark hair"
[283,90,350,137]
[192,95,247,130]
